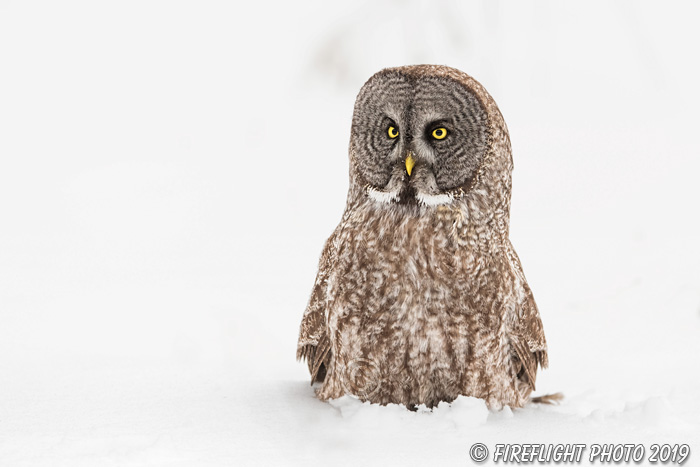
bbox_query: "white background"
[1,1,699,465]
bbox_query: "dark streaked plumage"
[297,65,548,409]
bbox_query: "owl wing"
[296,232,337,384]
[504,240,549,392]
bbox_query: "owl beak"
[405,154,416,176]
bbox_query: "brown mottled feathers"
[505,239,548,392]
[297,65,549,409]
[296,233,337,383]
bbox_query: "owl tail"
[529,392,564,405]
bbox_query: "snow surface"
[1,1,699,466]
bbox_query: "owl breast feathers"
[297,65,548,410]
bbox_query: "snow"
[1,1,699,466]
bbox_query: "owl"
[297,65,549,410]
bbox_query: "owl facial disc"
[351,67,490,207]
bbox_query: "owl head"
[347,65,510,211]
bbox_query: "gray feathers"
[350,68,490,194]
[297,65,548,409]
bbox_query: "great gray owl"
[297,65,548,409]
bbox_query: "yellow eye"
[432,127,447,140]
[388,126,399,139]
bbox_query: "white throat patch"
[367,186,455,207]
[415,191,454,206]
[367,186,399,204]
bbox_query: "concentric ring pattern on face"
[351,69,489,193]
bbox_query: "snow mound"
[328,394,490,431]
